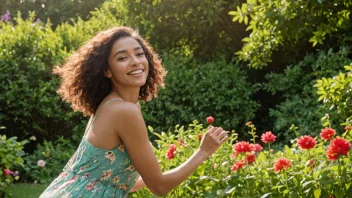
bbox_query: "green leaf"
[314,188,321,198]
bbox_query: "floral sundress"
[40,98,140,198]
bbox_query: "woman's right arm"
[113,103,228,197]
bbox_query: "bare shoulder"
[103,101,145,133]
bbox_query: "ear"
[104,68,112,78]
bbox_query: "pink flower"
[261,131,277,143]
[3,169,11,176]
[178,138,183,146]
[250,144,263,153]
[37,160,46,167]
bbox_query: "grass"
[6,183,48,198]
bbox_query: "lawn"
[6,183,48,198]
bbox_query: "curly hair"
[54,27,166,116]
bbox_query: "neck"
[112,85,140,104]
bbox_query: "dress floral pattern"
[40,136,139,198]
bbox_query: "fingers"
[219,135,229,144]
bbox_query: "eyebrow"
[113,47,142,57]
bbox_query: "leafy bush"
[0,13,85,140]
[21,137,76,184]
[0,135,28,196]
[265,47,351,143]
[315,63,352,128]
[142,56,260,134]
[131,120,352,198]
[229,0,351,68]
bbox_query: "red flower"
[233,141,251,154]
[326,147,338,161]
[297,135,316,150]
[3,169,11,176]
[166,150,175,159]
[231,160,246,171]
[320,128,336,141]
[246,154,256,164]
[197,133,202,141]
[330,195,334,198]
[273,158,291,173]
[169,144,176,153]
[166,144,177,159]
[250,143,263,153]
[206,116,214,124]
[309,159,315,167]
[345,126,351,131]
[330,137,351,156]
[178,138,183,146]
[261,131,277,143]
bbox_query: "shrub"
[0,135,28,196]
[265,47,351,143]
[142,56,260,134]
[21,137,76,184]
[0,12,85,140]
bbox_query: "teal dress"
[40,98,140,198]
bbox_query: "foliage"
[0,0,105,28]
[264,47,351,143]
[0,13,85,140]
[142,56,260,134]
[229,0,352,68]
[57,0,246,60]
[21,137,76,184]
[0,135,28,196]
[315,63,352,127]
[131,120,352,198]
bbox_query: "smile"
[127,69,144,75]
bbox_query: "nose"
[130,55,141,67]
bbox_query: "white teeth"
[128,69,143,75]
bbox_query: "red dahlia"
[273,157,291,173]
[261,131,277,143]
[320,127,336,141]
[297,135,316,150]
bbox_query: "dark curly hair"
[54,27,166,116]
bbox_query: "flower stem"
[268,143,271,165]
[338,158,344,191]
[284,170,289,192]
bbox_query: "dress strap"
[83,98,123,137]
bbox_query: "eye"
[117,56,127,61]
[137,52,145,56]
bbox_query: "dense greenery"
[131,120,352,197]
[0,13,84,141]
[265,47,351,142]
[229,0,352,68]
[143,56,259,133]
[0,0,105,28]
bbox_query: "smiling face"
[106,37,149,88]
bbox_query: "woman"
[40,27,228,198]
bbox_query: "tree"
[229,0,351,68]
